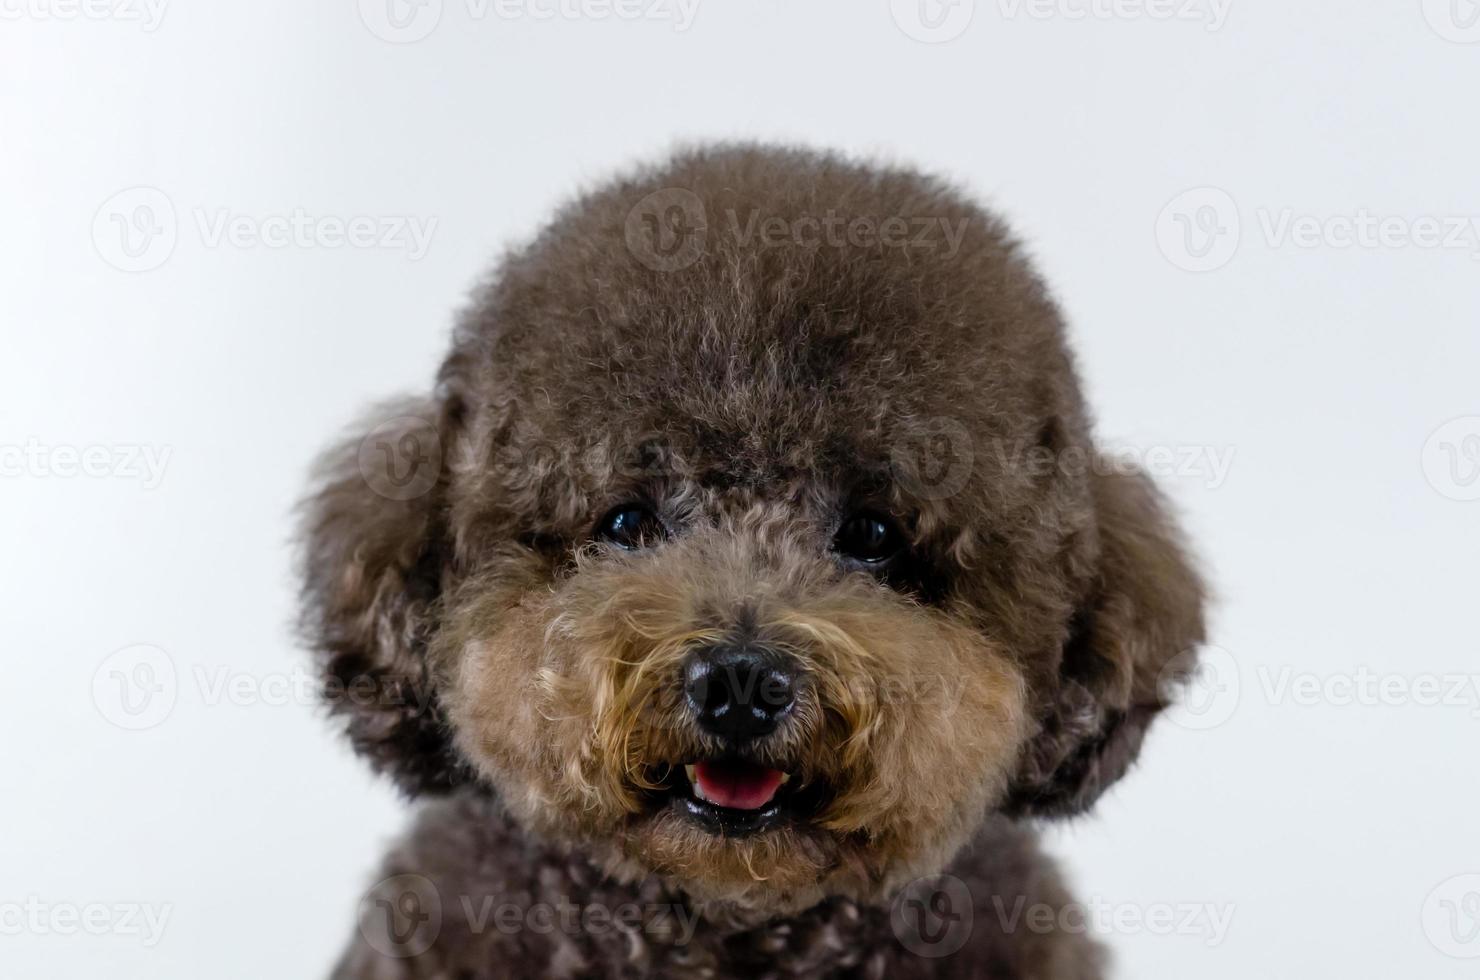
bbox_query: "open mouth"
[688,759,789,807]
[655,759,821,836]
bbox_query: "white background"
[3,1,1478,976]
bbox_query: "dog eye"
[596,505,667,550]
[833,513,904,564]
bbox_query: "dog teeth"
[684,764,706,802]
[682,763,791,802]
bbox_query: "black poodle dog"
[299,143,1206,978]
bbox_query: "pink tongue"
[693,760,785,810]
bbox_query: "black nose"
[683,644,796,742]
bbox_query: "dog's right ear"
[1004,463,1207,817]
[297,396,467,795]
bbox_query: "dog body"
[300,145,1205,978]
[336,794,1100,978]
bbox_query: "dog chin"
[586,761,879,916]
[619,809,842,914]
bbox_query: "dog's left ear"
[1006,463,1207,817]
[297,396,467,795]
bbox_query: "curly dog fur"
[298,143,1206,978]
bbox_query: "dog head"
[299,145,1205,917]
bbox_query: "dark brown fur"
[299,143,1206,978]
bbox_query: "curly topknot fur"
[298,143,1206,978]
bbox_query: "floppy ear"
[1006,463,1207,817]
[297,397,467,795]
